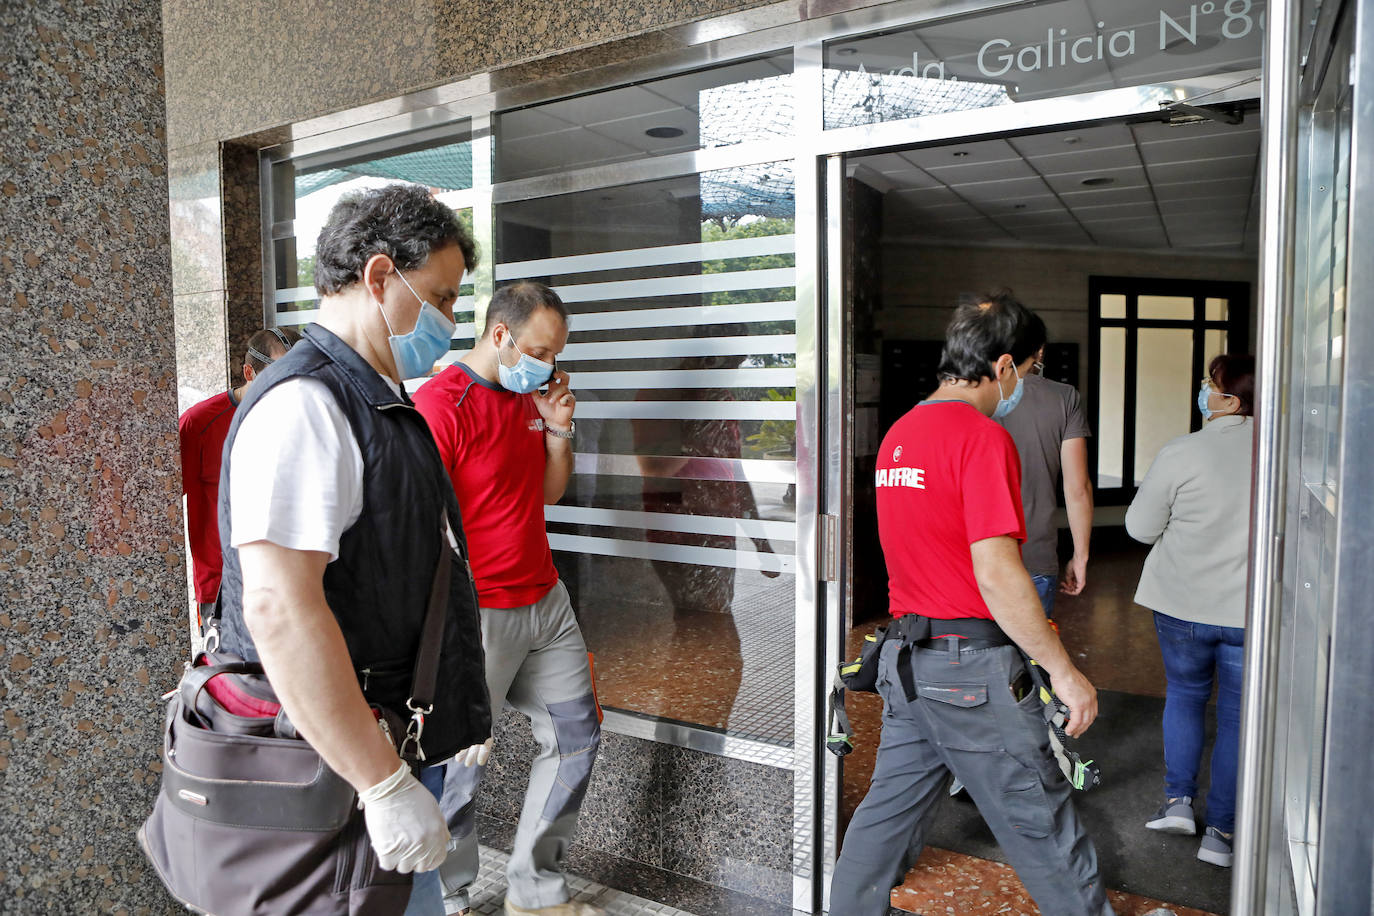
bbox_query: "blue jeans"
[1153,612,1245,834]
[404,765,448,916]
[1031,574,1057,618]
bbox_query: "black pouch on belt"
[837,624,893,693]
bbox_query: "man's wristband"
[544,421,575,440]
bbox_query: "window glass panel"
[490,164,797,744]
[495,53,793,182]
[1134,328,1194,483]
[1097,327,1125,489]
[1100,293,1126,319]
[823,0,1266,129]
[1206,297,1229,320]
[1138,294,1194,320]
[1205,329,1228,366]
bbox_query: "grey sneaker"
[1197,826,1234,867]
[1146,796,1196,834]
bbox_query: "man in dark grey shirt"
[995,313,1093,617]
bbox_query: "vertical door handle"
[821,513,839,583]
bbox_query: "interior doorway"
[829,109,1260,915]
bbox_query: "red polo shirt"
[413,363,558,609]
[179,390,238,603]
[876,400,1025,620]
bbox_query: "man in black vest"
[215,184,492,907]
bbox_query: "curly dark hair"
[937,289,1035,383]
[313,183,478,295]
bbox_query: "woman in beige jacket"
[1126,354,1255,870]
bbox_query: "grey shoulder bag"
[138,521,453,916]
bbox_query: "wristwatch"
[544,421,575,440]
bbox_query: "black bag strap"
[178,658,267,728]
[398,514,457,763]
[194,514,458,762]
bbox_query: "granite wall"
[0,1,185,912]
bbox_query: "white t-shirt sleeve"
[228,377,365,560]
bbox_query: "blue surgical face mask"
[1197,381,1236,421]
[496,332,555,394]
[992,362,1024,419]
[382,269,456,380]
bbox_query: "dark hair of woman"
[1209,353,1256,417]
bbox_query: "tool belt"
[827,614,1100,791]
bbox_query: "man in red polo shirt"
[178,326,297,626]
[412,281,600,916]
[830,293,1111,916]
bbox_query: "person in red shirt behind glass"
[412,281,601,916]
[178,326,298,627]
[830,292,1112,916]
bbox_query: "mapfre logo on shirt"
[876,466,926,489]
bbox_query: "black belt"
[893,613,1012,648]
[891,614,1015,703]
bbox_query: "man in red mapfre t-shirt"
[178,327,297,627]
[412,281,602,916]
[831,293,1112,916]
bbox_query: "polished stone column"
[0,0,185,910]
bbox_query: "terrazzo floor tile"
[889,847,1220,916]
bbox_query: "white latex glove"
[358,762,450,873]
[454,737,493,768]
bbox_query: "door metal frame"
[1313,0,1374,909]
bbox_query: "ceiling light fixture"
[1081,177,1116,187]
[1063,136,1082,145]
[952,150,970,158]
[645,126,685,139]
[834,47,859,56]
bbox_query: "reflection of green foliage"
[745,388,797,459]
[296,254,316,289]
[701,218,795,368]
[701,218,795,307]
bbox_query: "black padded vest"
[216,323,491,761]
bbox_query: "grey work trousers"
[437,581,601,912]
[829,638,1113,916]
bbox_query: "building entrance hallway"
[832,111,1261,915]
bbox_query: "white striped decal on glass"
[547,533,793,574]
[569,300,795,331]
[495,234,795,280]
[573,400,793,421]
[551,268,795,304]
[544,505,793,540]
[560,334,795,361]
[572,453,795,484]
[571,367,797,389]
